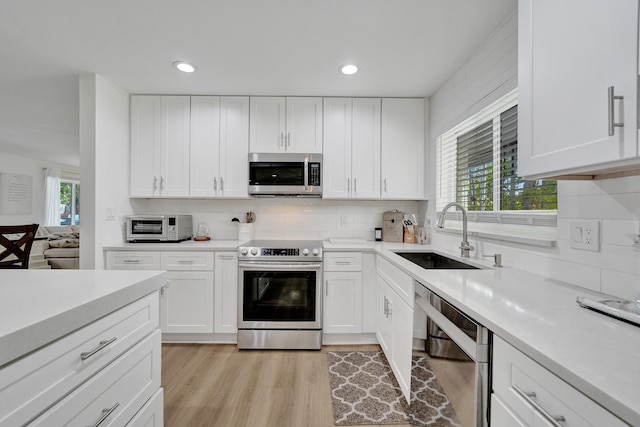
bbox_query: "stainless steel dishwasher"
[413,283,491,427]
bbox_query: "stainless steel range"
[237,240,323,350]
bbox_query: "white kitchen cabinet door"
[214,251,238,334]
[351,98,381,199]
[161,271,214,334]
[322,98,352,198]
[324,271,363,334]
[377,277,393,359]
[286,97,323,153]
[218,96,249,197]
[190,96,221,197]
[159,96,191,196]
[130,96,162,197]
[381,98,425,199]
[322,98,380,199]
[130,95,190,197]
[250,96,322,153]
[191,96,249,198]
[518,0,639,179]
[361,253,378,333]
[249,97,286,153]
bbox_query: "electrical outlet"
[570,220,600,252]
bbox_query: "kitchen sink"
[394,252,480,270]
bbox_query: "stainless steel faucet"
[437,202,474,258]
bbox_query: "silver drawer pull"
[123,259,141,263]
[177,260,195,264]
[219,255,235,260]
[513,384,566,426]
[80,337,117,360]
[88,402,120,427]
[335,261,352,265]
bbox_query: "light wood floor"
[162,343,413,427]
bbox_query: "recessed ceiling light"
[340,64,359,75]
[173,61,197,73]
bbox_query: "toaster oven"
[126,215,193,242]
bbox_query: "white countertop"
[0,269,167,368]
[336,241,639,426]
[103,240,242,251]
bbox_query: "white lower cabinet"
[214,251,238,334]
[324,271,363,333]
[0,292,162,427]
[126,389,164,427]
[492,335,627,427]
[376,257,413,403]
[162,271,214,333]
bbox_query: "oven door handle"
[238,262,322,270]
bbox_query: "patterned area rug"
[410,355,462,427]
[327,351,409,425]
[327,351,462,426]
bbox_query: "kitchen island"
[0,269,166,426]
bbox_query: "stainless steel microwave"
[248,153,322,197]
[126,215,193,242]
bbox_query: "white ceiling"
[0,0,517,167]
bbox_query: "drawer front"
[377,256,413,307]
[0,292,159,427]
[324,252,363,271]
[30,330,161,426]
[493,336,627,427]
[107,251,161,270]
[125,388,163,427]
[161,251,214,270]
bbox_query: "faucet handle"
[483,253,502,267]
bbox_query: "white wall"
[80,74,132,269]
[134,198,420,242]
[0,152,78,226]
[427,12,640,300]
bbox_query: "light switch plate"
[570,220,600,252]
[105,207,116,221]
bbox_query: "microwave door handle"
[304,155,309,190]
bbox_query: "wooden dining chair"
[0,224,39,269]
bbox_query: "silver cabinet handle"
[512,385,566,426]
[177,260,195,264]
[159,176,165,190]
[214,177,217,191]
[152,176,158,191]
[353,178,357,194]
[383,296,388,317]
[220,177,224,192]
[335,261,352,265]
[218,255,235,260]
[383,178,388,192]
[608,86,624,136]
[347,178,350,193]
[88,402,120,427]
[280,132,284,147]
[325,279,328,296]
[287,132,291,147]
[123,259,141,264]
[81,337,117,360]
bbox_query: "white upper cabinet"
[130,96,190,197]
[381,98,426,199]
[190,96,249,198]
[250,97,322,153]
[323,98,381,199]
[518,0,639,179]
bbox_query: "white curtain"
[43,168,61,226]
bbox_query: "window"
[436,89,557,226]
[60,180,80,226]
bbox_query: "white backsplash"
[133,198,422,242]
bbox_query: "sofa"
[33,225,80,269]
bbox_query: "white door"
[381,98,425,199]
[518,0,638,178]
[390,291,412,402]
[323,271,362,334]
[214,251,238,334]
[190,96,221,197]
[159,96,191,196]
[218,96,249,198]
[130,96,162,197]
[322,98,352,198]
[286,97,323,153]
[161,271,214,333]
[249,97,286,153]
[351,98,381,199]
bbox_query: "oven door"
[126,216,168,241]
[238,262,322,329]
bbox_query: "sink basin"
[394,252,479,270]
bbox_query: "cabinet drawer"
[125,388,163,426]
[377,256,413,307]
[493,336,626,427]
[30,330,161,426]
[106,251,161,270]
[324,252,363,271]
[161,251,214,270]
[0,292,159,427]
